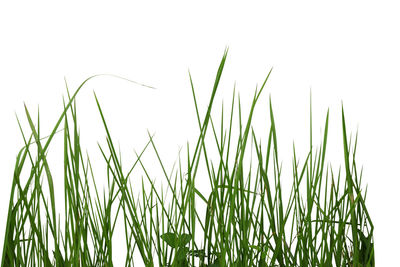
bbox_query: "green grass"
[2,50,374,266]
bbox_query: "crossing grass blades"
[1,50,374,266]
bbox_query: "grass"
[1,50,374,266]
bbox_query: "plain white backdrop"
[1,1,399,265]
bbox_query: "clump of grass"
[2,50,374,266]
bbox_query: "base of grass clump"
[2,50,374,266]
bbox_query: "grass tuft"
[2,51,374,266]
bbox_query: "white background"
[0,1,399,265]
